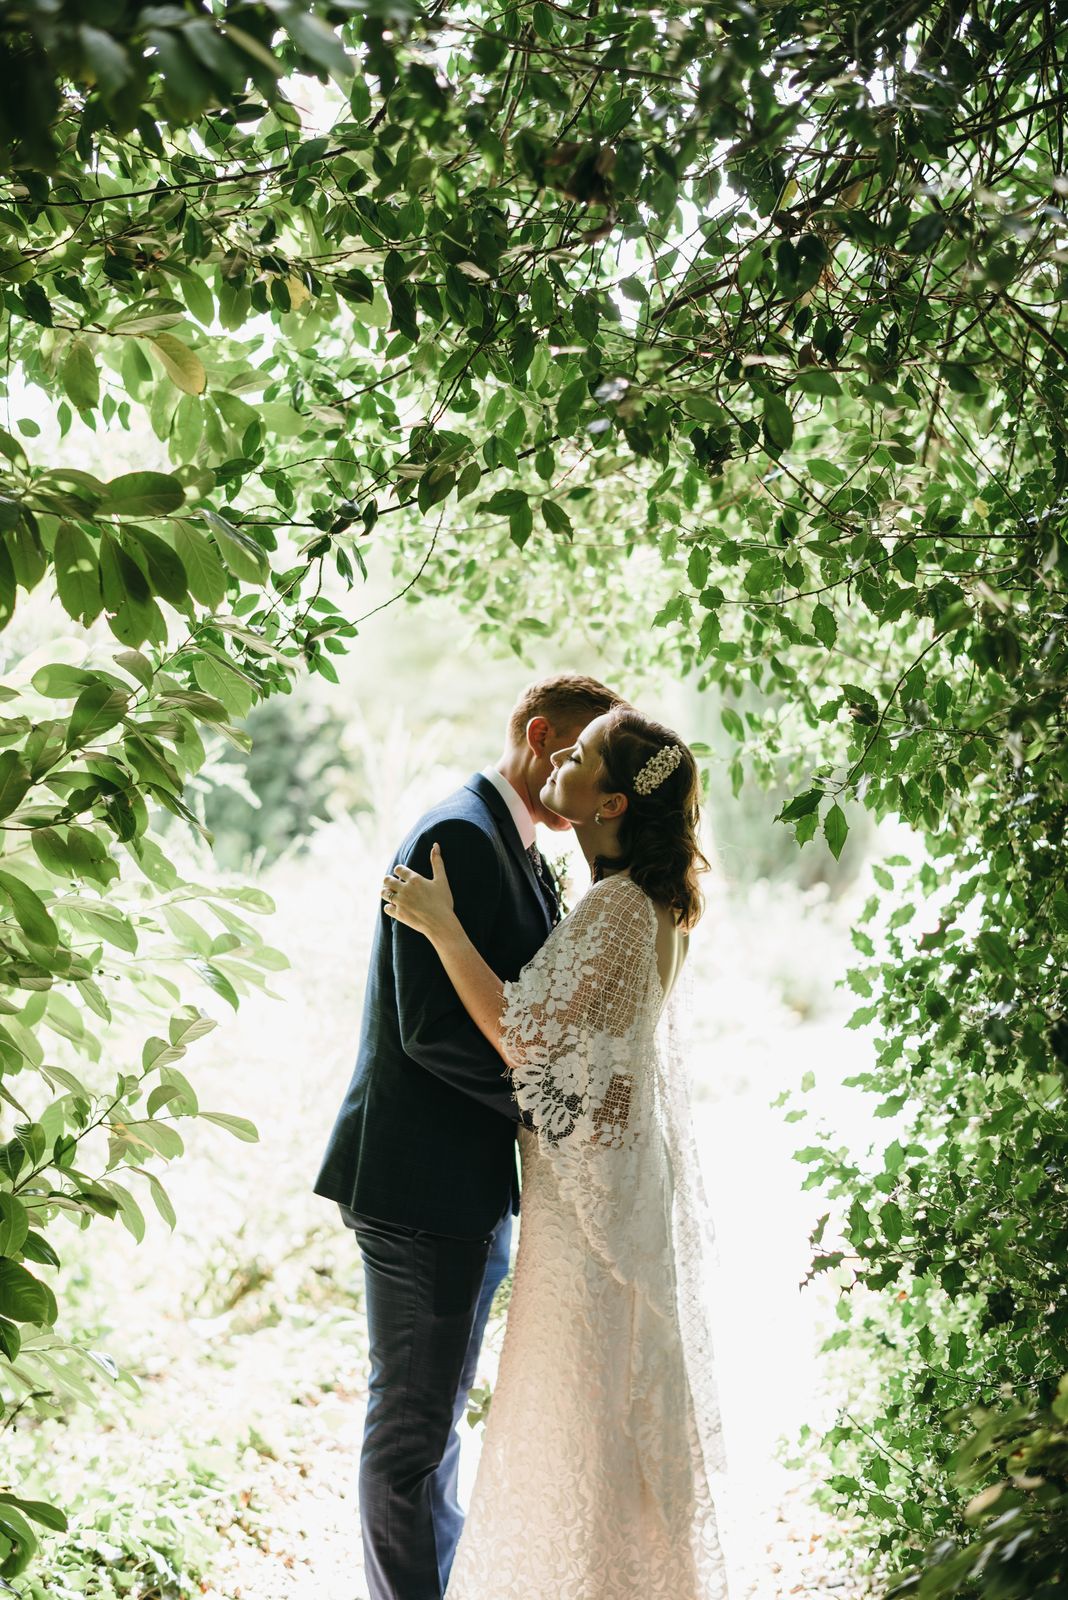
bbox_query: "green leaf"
[417,466,456,513]
[0,751,32,820]
[0,1194,29,1257]
[113,648,154,689]
[737,245,766,286]
[103,472,185,518]
[68,902,138,952]
[125,527,188,602]
[175,525,228,607]
[108,296,186,335]
[0,1499,37,1578]
[881,1201,903,1244]
[941,362,983,395]
[743,555,781,596]
[169,1007,217,1047]
[199,1111,259,1142]
[200,511,269,583]
[191,651,254,718]
[78,23,131,93]
[762,394,794,453]
[0,538,14,630]
[532,2,554,37]
[778,789,822,822]
[104,1182,146,1244]
[334,269,375,305]
[509,499,534,549]
[66,681,129,748]
[0,1491,66,1542]
[807,458,845,487]
[556,375,590,430]
[140,1031,188,1073]
[61,338,100,411]
[143,1171,176,1230]
[687,546,710,589]
[977,929,1013,972]
[281,9,350,76]
[541,498,573,538]
[147,333,207,396]
[196,959,240,1008]
[0,870,59,948]
[0,1259,57,1324]
[456,461,482,500]
[54,523,103,626]
[794,369,842,397]
[812,602,838,648]
[128,1119,185,1160]
[823,802,848,860]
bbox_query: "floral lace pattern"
[446,876,729,1600]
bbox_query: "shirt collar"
[480,765,537,851]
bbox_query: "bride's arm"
[384,843,511,1060]
[387,852,655,1149]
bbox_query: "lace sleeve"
[500,875,658,1151]
[500,876,673,1311]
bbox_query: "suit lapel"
[465,773,552,935]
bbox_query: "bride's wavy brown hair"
[592,707,710,929]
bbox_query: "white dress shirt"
[480,765,536,851]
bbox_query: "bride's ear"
[599,791,627,821]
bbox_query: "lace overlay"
[446,876,729,1600]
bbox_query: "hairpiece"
[633,743,683,796]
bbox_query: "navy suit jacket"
[313,773,557,1239]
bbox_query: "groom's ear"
[525,715,551,755]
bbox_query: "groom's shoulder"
[397,778,498,858]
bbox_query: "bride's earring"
[594,811,603,825]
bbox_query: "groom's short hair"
[507,673,624,746]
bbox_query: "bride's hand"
[381,843,456,942]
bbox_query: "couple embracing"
[314,674,729,1600]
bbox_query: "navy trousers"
[341,1205,512,1600]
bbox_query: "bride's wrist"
[432,910,462,948]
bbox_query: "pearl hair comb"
[633,743,683,796]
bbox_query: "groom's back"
[313,775,552,1240]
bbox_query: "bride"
[381,704,730,1600]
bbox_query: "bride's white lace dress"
[446,874,729,1600]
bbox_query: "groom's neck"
[493,753,537,821]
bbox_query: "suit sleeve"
[391,817,524,1122]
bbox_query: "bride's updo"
[593,707,709,929]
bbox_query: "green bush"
[887,1377,1068,1598]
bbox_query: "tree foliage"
[887,1379,1068,1598]
[1,0,1066,1587]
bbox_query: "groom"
[313,672,622,1600]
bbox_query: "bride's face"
[541,714,618,825]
